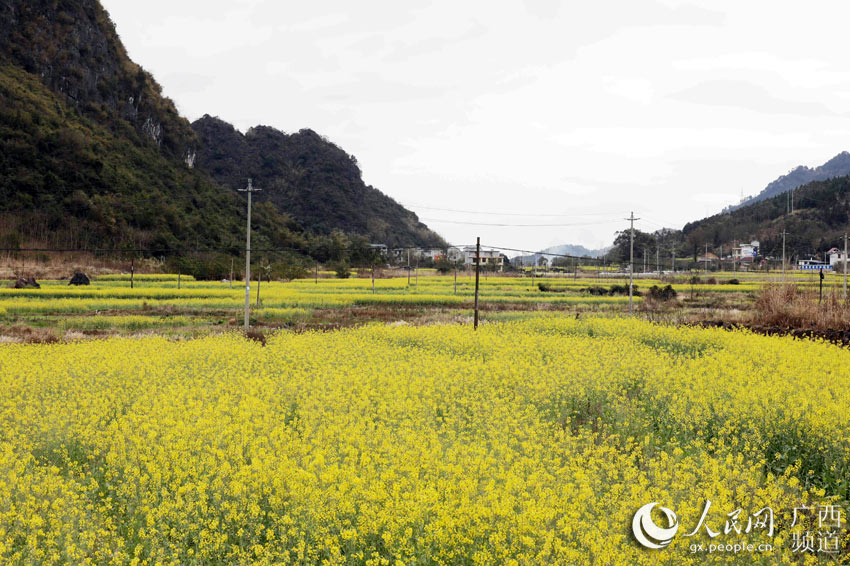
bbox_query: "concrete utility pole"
[626,212,639,314]
[656,246,659,274]
[781,229,787,282]
[643,246,647,273]
[474,237,481,330]
[844,232,847,301]
[238,178,260,330]
[407,249,411,286]
[704,243,709,273]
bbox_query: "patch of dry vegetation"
[751,284,850,330]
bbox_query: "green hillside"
[0,62,306,252]
[0,0,443,259]
[682,175,850,259]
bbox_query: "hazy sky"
[102,0,850,251]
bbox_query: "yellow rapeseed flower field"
[0,316,847,564]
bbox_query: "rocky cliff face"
[0,0,196,159]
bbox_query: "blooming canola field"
[1,316,849,564]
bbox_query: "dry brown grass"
[750,284,850,330]
[0,252,162,281]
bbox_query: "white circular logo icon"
[633,502,679,549]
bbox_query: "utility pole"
[256,266,261,307]
[656,246,659,274]
[781,229,787,282]
[626,212,638,314]
[130,256,134,289]
[474,237,481,330]
[407,249,411,286]
[643,246,647,273]
[238,178,260,330]
[454,262,458,294]
[371,263,375,294]
[704,243,709,273]
[844,232,847,302]
[671,247,675,273]
[229,258,234,289]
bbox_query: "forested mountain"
[192,116,445,248]
[683,174,850,259]
[0,0,442,255]
[725,152,850,212]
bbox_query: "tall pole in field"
[130,256,134,289]
[407,249,411,286]
[781,229,787,282]
[256,266,261,307]
[656,246,659,274]
[454,261,458,295]
[229,258,234,289]
[844,232,847,301]
[474,237,481,330]
[671,247,675,273]
[239,178,260,330]
[704,243,709,273]
[627,212,638,314]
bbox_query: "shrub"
[609,284,641,296]
[333,261,351,279]
[648,284,677,301]
[583,286,608,296]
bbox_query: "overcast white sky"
[102,0,850,251]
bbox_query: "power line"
[406,203,623,218]
[420,218,623,228]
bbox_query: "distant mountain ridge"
[726,151,850,212]
[513,243,610,264]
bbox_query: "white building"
[462,246,504,271]
[732,240,759,261]
[828,248,848,268]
